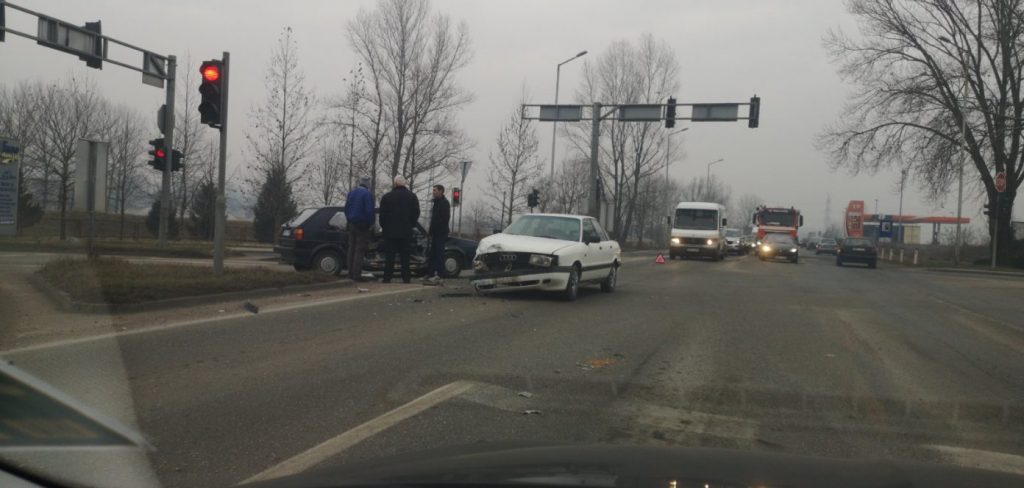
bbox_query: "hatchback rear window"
[288,208,319,227]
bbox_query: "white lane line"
[1,286,425,355]
[239,380,477,485]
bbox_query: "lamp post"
[705,158,724,200]
[550,50,588,178]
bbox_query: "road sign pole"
[992,194,999,270]
[588,103,601,219]
[158,55,176,247]
[213,52,230,275]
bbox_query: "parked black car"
[836,237,878,268]
[274,206,478,277]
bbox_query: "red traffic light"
[155,148,166,158]
[202,64,221,82]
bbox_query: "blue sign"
[879,218,894,239]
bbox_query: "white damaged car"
[470,214,621,301]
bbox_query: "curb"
[924,267,1024,278]
[28,274,354,314]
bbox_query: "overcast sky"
[1,0,1009,235]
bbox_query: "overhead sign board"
[538,105,583,122]
[0,137,20,237]
[36,17,103,68]
[142,51,166,88]
[618,104,663,122]
[692,104,739,122]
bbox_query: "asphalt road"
[4,250,1024,487]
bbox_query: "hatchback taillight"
[294,228,304,240]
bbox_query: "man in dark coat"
[425,184,451,284]
[377,175,420,283]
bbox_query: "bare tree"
[549,156,590,214]
[730,193,763,235]
[309,137,347,206]
[820,0,1024,264]
[173,55,213,226]
[566,34,680,241]
[678,174,730,206]
[246,27,320,244]
[101,105,148,238]
[486,94,542,225]
[34,77,107,240]
[347,0,473,190]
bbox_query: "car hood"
[242,443,1024,488]
[476,234,578,255]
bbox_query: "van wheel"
[314,250,343,275]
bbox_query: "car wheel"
[314,250,343,275]
[563,265,580,302]
[600,264,618,293]
[443,251,463,278]
[868,260,877,269]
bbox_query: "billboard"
[845,200,864,237]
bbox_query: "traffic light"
[452,188,461,206]
[665,97,677,129]
[983,201,993,217]
[527,188,540,208]
[748,95,760,129]
[171,149,184,172]
[198,60,224,128]
[148,138,166,171]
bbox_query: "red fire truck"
[752,205,803,241]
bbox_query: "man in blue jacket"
[344,176,375,282]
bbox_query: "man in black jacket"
[425,184,451,284]
[378,175,420,283]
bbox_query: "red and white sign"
[654,253,666,264]
[995,172,1006,193]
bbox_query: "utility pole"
[213,52,230,275]
[158,56,177,247]
[897,168,907,244]
[587,102,601,219]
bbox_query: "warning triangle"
[655,253,666,264]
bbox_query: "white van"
[668,202,728,261]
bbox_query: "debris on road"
[577,358,618,370]
[518,391,533,398]
[412,298,424,303]
[652,430,667,440]
[243,301,260,314]
[523,409,542,416]
[357,288,370,293]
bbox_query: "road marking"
[0,286,426,355]
[239,380,477,485]
[925,444,1024,476]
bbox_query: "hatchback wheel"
[444,251,463,278]
[314,250,343,275]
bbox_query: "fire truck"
[752,205,803,242]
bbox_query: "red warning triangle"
[655,253,666,264]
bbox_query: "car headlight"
[473,257,488,271]
[529,254,554,267]
[671,237,681,245]
[762,245,771,252]
[790,248,798,252]
[706,239,715,246]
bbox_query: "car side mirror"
[722,218,728,227]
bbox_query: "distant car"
[738,235,755,254]
[470,214,620,301]
[724,228,743,254]
[274,206,478,277]
[836,237,878,268]
[758,233,799,263]
[815,238,838,255]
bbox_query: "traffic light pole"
[213,52,230,275]
[587,103,602,219]
[158,55,177,247]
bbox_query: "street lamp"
[938,35,967,264]
[705,158,724,199]
[550,50,588,178]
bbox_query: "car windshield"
[6,2,1024,487]
[764,234,796,245]
[504,215,581,242]
[674,209,719,230]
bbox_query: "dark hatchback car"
[758,233,799,263]
[274,206,478,277]
[836,237,878,268]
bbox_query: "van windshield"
[674,209,719,230]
